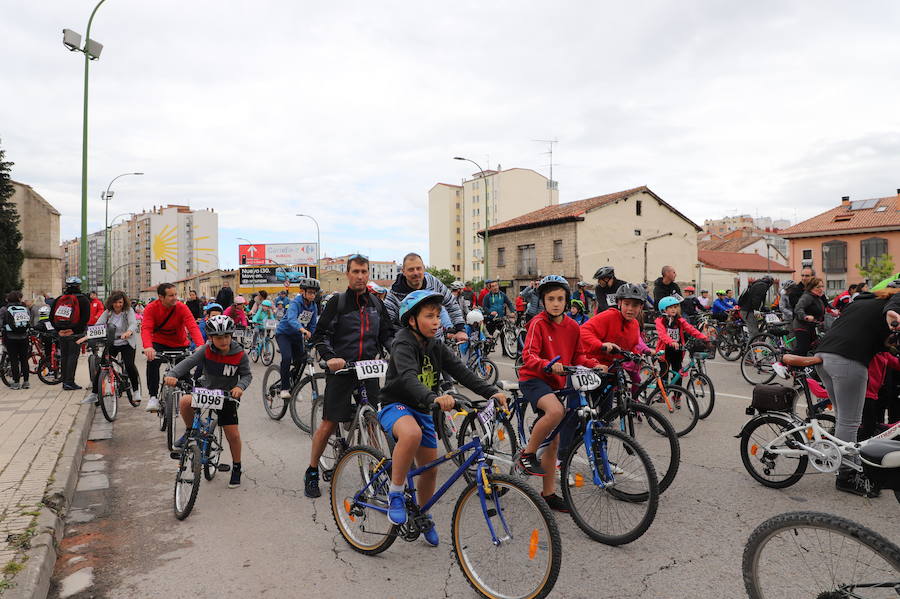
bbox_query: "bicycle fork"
[583,420,614,487]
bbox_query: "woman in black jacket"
[791,277,826,356]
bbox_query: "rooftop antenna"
[533,138,558,205]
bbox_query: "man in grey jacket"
[384,253,468,342]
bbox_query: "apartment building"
[428,167,559,282]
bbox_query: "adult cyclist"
[480,279,514,337]
[274,278,320,399]
[592,266,627,314]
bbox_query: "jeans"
[275,333,306,391]
[740,309,759,338]
[815,352,868,474]
[3,338,29,383]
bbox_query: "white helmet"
[466,309,484,325]
[206,314,236,336]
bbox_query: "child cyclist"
[378,290,507,545]
[165,315,252,488]
[250,298,277,347]
[516,275,600,512]
[654,296,708,377]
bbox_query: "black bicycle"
[261,338,325,432]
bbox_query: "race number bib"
[606,294,617,306]
[12,312,29,325]
[191,387,225,410]
[478,399,496,426]
[233,329,247,341]
[264,319,277,330]
[299,311,313,326]
[354,360,387,380]
[86,325,107,339]
[667,328,680,342]
[45,322,54,330]
[55,305,72,319]
[765,313,780,324]
[572,368,602,391]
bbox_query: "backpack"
[5,305,31,335]
[336,290,384,316]
[52,294,81,328]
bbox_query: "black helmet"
[614,283,646,302]
[593,266,615,280]
[297,277,320,290]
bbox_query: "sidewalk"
[0,364,94,598]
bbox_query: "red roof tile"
[699,250,793,273]
[780,195,900,237]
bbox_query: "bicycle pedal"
[322,469,334,482]
[217,464,231,472]
[169,451,181,460]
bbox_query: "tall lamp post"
[296,214,322,277]
[102,172,143,291]
[63,0,109,279]
[454,157,489,281]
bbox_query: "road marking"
[718,392,752,400]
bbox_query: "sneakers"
[62,383,83,390]
[279,390,291,399]
[132,390,141,404]
[228,463,242,488]
[9,382,20,390]
[174,432,189,448]
[81,393,99,405]
[541,493,571,513]
[145,396,160,413]
[835,472,880,498]
[422,515,439,547]
[518,452,545,476]
[304,468,321,498]
[772,362,788,379]
[21,381,29,390]
[388,491,407,525]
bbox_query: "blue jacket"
[276,294,318,337]
[712,298,735,314]
[482,291,514,317]
[567,312,589,325]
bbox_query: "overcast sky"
[4,1,899,268]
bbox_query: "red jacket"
[515,296,525,312]
[477,287,489,308]
[581,308,642,368]
[141,300,204,349]
[866,352,900,400]
[88,298,105,325]
[654,315,706,351]
[518,311,598,389]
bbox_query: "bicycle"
[36,333,62,385]
[714,310,748,361]
[330,397,562,599]
[172,387,233,520]
[486,314,519,358]
[310,360,392,480]
[91,327,138,422]
[261,337,324,430]
[634,353,700,436]
[742,511,900,598]
[464,330,498,385]
[155,350,194,452]
[248,321,276,366]
[667,339,716,419]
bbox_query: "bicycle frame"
[186,407,224,466]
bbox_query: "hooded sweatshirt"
[384,272,465,333]
[580,308,642,368]
[518,311,599,389]
[169,340,252,392]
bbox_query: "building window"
[821,240,847,273]
[860,237,888,266]
[517,244,537,277]
[826,279,845,292]
[497,247,506,267]
[636,200,642,216]
[802,249,812,260]
[553,239,563,261]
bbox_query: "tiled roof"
[780,195,900,237]
[699,250,794,273]
[481,186,701,234]
[698,237,761,252]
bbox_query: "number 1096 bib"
[191,387,225,410]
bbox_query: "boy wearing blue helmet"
[377,289,507,546]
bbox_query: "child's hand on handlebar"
[490,391,508,410]
[601,342,620,354]
[550,361,565,375]
[163,376,177,387]
[231,386,243,399]
[435,394,456,411]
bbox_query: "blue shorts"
[519,378,559,412]
[377,403,437,449]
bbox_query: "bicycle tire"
[739,414,808,488]
[456,411,519,483]
[501,327,518,359]
[164,389,181,451]
[645,384,700,436]
[743,511,900,599]
[561,426,659,545]
[203,425,224,481]
[249,346,260,363]
[687,372,716,419]
[330,445,397,555]
[174,443,201,520]
[258,365,287,421]
[98,368,118,422]
[311,397,346,473]
[354,407,392,458]
[1,354,11,387]
[27,351,41,375]
[475,358,499,385]
[290,372,325,433]
[261,338,275,366]
[740,343,778,386]
[603,402,680,494]
[717,332,742,361]
[452,473,561,599]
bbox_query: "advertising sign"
[237,265,319,295]
[238,243,318,266]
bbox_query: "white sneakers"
[132,389,142,404]
[772,362,788,379]
[279,390,291,399]
[145,395,161,412]
[81,393,98,405]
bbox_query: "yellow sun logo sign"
[153,225,178,272]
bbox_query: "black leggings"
[92,344,140,394]
[146,343,189,397]
[792,327,816,357]
[3,338,30,383]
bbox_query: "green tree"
[856,254,895,285]
[0,139,23,294]
[426,266,456,287]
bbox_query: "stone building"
[9,180,62,298]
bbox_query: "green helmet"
[570,299,585,312]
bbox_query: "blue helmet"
[204,302,224,314]
[537,275,570,305]
[398,290,443,325]
[658,296,682,311]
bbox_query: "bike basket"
[687,339,715,358]
[750,383,795,413]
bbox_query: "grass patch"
[2,561,23,576]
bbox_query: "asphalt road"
[49,349,900,599]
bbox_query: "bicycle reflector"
[344,499,355,522]
[573,473,585,487]
[750,444,759,456]
[529,530,539,560]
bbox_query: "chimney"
[841,196,850,207]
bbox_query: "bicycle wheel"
[164,389,182,451]
[88,352,99,385]
[717,333,742,361]
[114,363,137,407]
[1,354,12,387]
[330,445,397,555]
[740,343,778,385]
[261,338,275,366]
[249,346,260,363]
[452,473,561,599]
[513,355,523,378]
[290,372,325,433]
[354,407,392,458]
[739,414,808,488]
[203,425,224,481]
[258,365,287,421]
[604,403,680,494]
[646,384,699,436]
[687,372,716,419]
[456,411,519,482]
[98,368,118,422]
[561,426,659,545]
[311,397,346,474]
[501,326,518,358]
[174,443,201,520]
[475,358,499,385]
[27,350,41,375]
[743,511,900,599]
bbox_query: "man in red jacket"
[87,291,105,325]
[142,282,204,412]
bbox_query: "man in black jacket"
[215,281,234,310]
[50,277,92,390]
[738,276,774,337]
[652,265,682,306]
[304,255,394,498]
[593,266,628,314]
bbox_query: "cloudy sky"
[4,1,899,268]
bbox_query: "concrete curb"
[3,399,96,599]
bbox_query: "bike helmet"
[64,276,82,289]
[38,305,51,319]
[450,281,465,291]
[683,286,695,292]
[570,299,585,312]
[466,308,485,325]
[715,290,726,296]
[781,279,795,290]
[206,314,236,336]
[398,289,444,325]
[298,277,321,290]
[577,281,589,288]
[614,283,646,302]
[261,299,273,308]
[537,275,570,303]
[658,296,682,311]
[367,282,387,294]
[888,279,900,289]
[593,266,615,280]
[234,295,246,305]
[204,302,223,314]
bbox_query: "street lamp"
[102,172,143,290]
[454,157,489,281]
[63,0,109,279]
[296,214,322,277]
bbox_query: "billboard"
[237,265,319,294]
[238,243,318,266]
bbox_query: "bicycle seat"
[860,439,900,467]
[497,380,519,392]
[781,354,822,368]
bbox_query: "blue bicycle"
[330,399,562,599]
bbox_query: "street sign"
[238,243,318,266]
[237,265,319,295]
